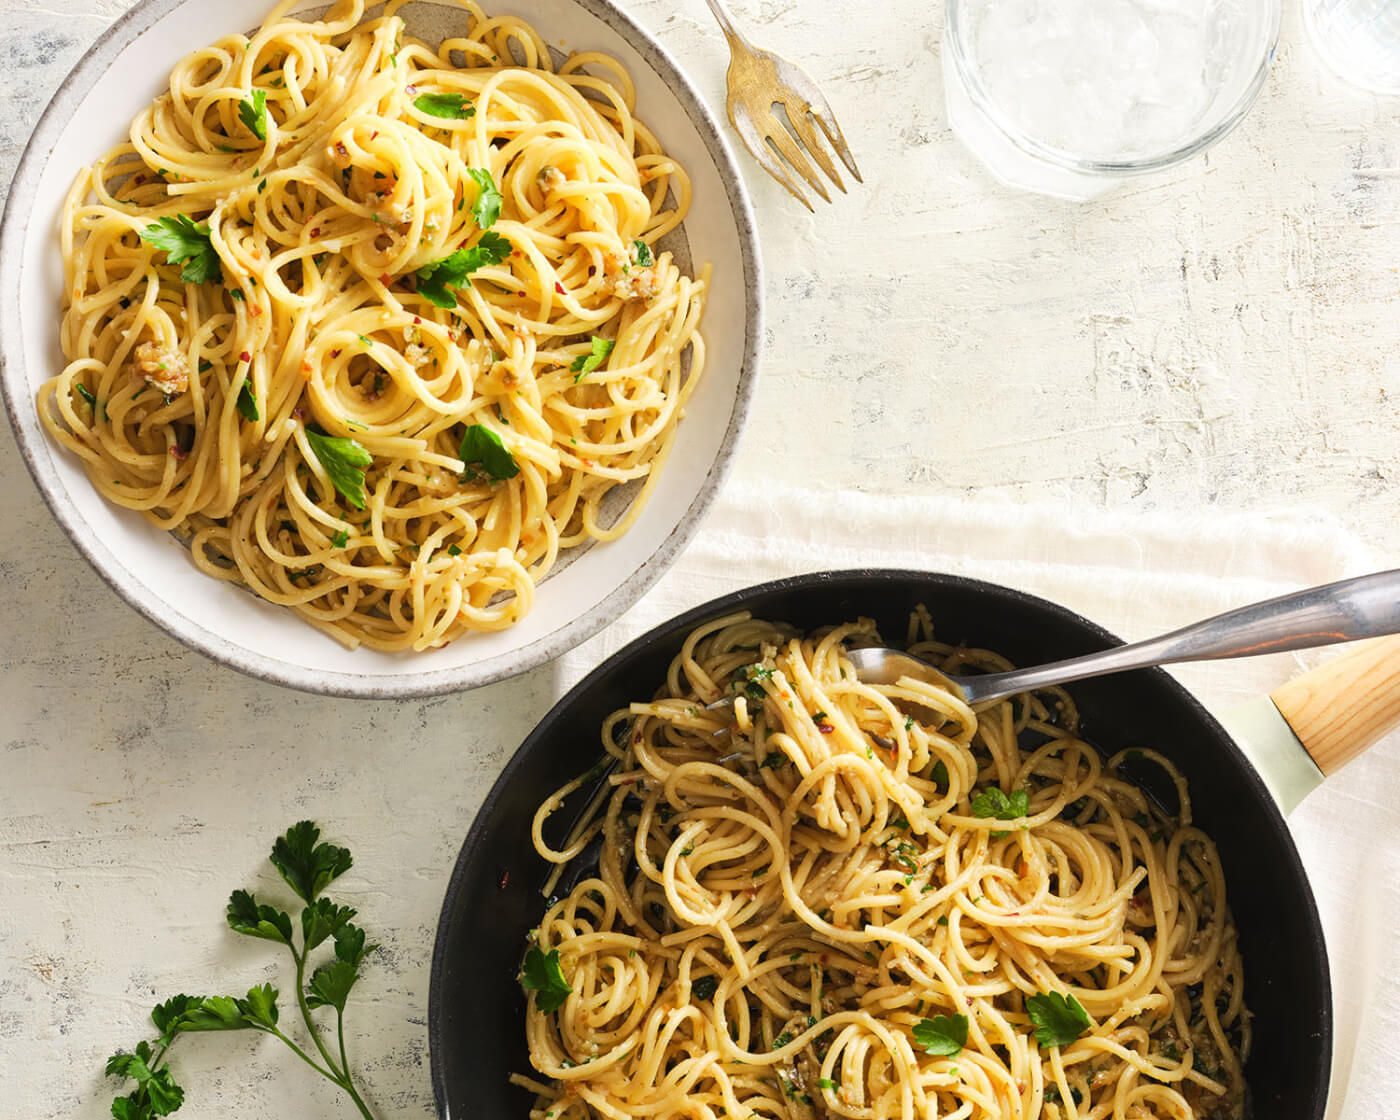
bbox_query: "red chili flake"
[378,274,392,285]
[554,282,566,295]
[331,349,342,358]
[371,131,379,140]
[169,444,188,461]
[413,316,422,325]
[497,867,510,890]
[301,361,313,373]
[633,732,642,744]
[239,351,251,363]
[309,227,321,237]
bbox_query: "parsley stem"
[335,1009,377,1119]
[269,1026,339,1083]
[292,947,345,1081]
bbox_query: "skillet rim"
[428,567,1333,1120]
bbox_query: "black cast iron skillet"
[430,570,1332,1120]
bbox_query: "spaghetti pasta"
[520,612,1249,1120]
[39,0,707,651]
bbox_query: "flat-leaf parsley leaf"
[970,786,1030,821]
[141,215,223,285]
[269,820,353,903]
[459,423,519,481]
[467,167,502,228]
[239,88,268,141]
[414,92,475,120]
[913,1013,968,1056]
[1026,991,1091,1048]
[304,427,372,510]
[521,946,572,1013]
[415,232,511,308]
[570,336,614,382]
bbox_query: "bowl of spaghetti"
[0,0,760,696]
[431,570,1333,1120]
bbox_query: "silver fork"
[849,570,1400,706]
[701,0,862,210]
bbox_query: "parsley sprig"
[103,823,380,1120]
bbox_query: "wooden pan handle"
[1270,635,1400,775]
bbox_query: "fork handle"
[962,569,1400,705]
[701,0,747,44]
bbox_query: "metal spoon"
[848,570,1400,706]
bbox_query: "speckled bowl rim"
[0,0,763,700]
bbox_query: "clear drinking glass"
[943,0,1283,200]
[1305,0,1400,93]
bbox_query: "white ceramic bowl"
[0,0,761,698]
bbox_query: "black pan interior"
[429,569,1331,1120]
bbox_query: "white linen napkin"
[558,483,1397,1120]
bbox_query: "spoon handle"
[1271,634,1400,775]
[964,569,1400,705]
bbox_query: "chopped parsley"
[236,378,259,422]
[331,529,348,549]
[632,238,654,267]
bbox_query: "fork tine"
[759,110,833,204]
[780,101,845,193]
[773,70,861,184]
[805,94,863,183]
[729,103,814,212]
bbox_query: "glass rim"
[944,0,1283,176]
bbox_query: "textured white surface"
[2,0,1399,1118]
